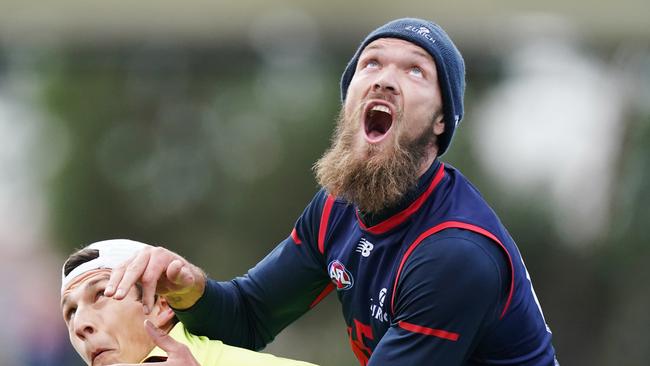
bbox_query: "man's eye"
[365,60,379,69]
[409,66,423,77]
[65,308,76,321]
[95,289,105,301]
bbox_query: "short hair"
[63,248,99,276]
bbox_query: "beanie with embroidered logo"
[340,18,466,156]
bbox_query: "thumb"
[167,260,195,287]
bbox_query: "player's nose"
[371,66,400,95]
[73,306,98,340]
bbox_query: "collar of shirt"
[357,158,441,228]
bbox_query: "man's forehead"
[61,269,111,305]
[362,38,433,61]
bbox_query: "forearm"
[173,191,331,349]
[173,237,330,350]
[174,278,267,348]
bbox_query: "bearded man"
[104,18,559,365]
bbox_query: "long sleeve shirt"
[176,160,558,365]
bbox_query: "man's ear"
[433,114,445,136]
[149,297,176,329]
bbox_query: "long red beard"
[314,105,436,213]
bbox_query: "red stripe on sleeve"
[309,283,335,309]
[318,195,335,255]
[398,321,460,341]
[290,227,302,245]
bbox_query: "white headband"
[61,239,147,293]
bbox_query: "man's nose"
[73,307,97,340]
[372,67,400,95]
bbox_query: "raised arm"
[175,190,332,349]
[106,190,332,350]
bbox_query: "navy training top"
[176,160,559,365]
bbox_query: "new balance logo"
[356,238,374,257]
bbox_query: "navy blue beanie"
[340,18,465,156]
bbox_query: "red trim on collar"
[318,195,336,254]
[290,227,302,245]
[390,221,515,320]
[358,163,446,235]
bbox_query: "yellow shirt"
[142,323,318,366]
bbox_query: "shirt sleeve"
[174,190,332,350]
[368,229,509,366]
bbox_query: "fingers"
[105,247,158,314]
[104,245,203,313]
[119,247,174,314]
[105,251,141,297]
[104,265,122,297]
[115,249,152,299]
[143,320,199,365]
[144,319,178,352]
[139,250,170,314]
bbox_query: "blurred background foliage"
[0,1,648,365]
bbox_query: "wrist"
[166,267,206,310]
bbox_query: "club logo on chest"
[329,260,354,290]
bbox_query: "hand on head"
[103,245,206,314]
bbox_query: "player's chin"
[365,132,398,155]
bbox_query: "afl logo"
[328,260,354,290]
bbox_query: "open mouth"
[363,101,394,143]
